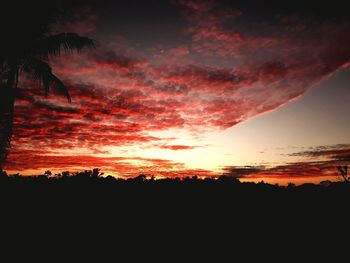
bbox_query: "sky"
[4,0,350,184]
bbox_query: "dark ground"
[1,170,349,217]
[1,170,348,259]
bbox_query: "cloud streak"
[223,144,350,180]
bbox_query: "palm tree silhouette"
[0,7,94,170]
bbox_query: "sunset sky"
[5,0,350,184]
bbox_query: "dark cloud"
[221,0,350,20]
[222,161,339,179]
[221,144,350,180]
[222,166,265,178]
[288,144,350,162]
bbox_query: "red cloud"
[168,46,190,56]
[5,149,216,178]
[6,1,350,178]
[157,144,198,150]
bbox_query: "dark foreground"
[1,170,349,214]
[1,170,348,258]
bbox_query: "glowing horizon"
[4,0,350,185]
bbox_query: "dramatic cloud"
[5,0,350,178]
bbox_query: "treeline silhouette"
[1,170,348,252]
[1,168,349,200]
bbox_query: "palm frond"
[22,57,71,102]
[34,33,95,59]
[46,72,71,103]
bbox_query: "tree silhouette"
[0,3,94,169]
[337,165,348,182]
